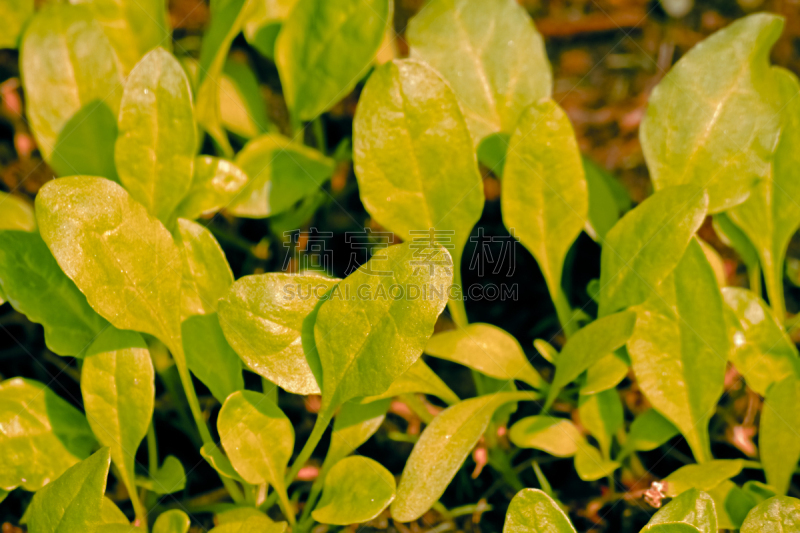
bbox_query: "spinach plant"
[2,0,800,531]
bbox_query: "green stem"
[312,117,327,154]
[553,290,577,337]
[285,409,334,486]
[448,270,468,328]
[146,422,158,478]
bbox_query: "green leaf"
[71,0,171,75]
[200,443,244,482]
[360,358,460,405]
[722,287,799,395]
[627,239,728,463]
[663,460,744,497]
[477,133,509,177]
[314,242,452,411]
[502,488,576,533]
[501,99,588,315]
[27,448,111,533]
[643,526,699,533]
[618,409,678,459]
[743,480,779,503]
[183,313,244,404]
[312,456,396,525]
[573,441,620,481]
[219,273,339,394]
[220,59,270,138]
[642,489,717,533]
[583,157,621,242]
[509,416,583,457]
[50,102,119,181]
[392,391,537,521]
[581,352,629,396]
[174,156,249,220]
[598,186,708,316]
[138,456,186,495]
[243,0,296,57]
[36,176,182,350]
[406,0,551,143]
[153,510,190,533]
[578,389,623,458]
[0,192,35,231]
[209,518,287,533]
[116,47,196,223]
[20,3,123,162]
[740,496,800,533]
[0,378,96,491]
[425,324,542,388]
[728,68,800,321]
[177,218,234,319]
[712,214,759,276]
[0,231,109,357]
[0,0,33,49]
[353,59,483,311]
[276,0,389,121]
[760,376,800,495]
[322,399,390,477]
[640,13,784,213]
[230,134,334,218]
[708,481,758,530]
[81,329,154,518]
[544,310,636,409]
[218,390,295,520]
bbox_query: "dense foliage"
[1,0,800,532]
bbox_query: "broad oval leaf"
[628,239,728,463]
[116,47,196,223]
[27,448,112,533]
[509,416,583,457]
[81,329,154,517]
[20,3,123,161]
[642,489,717,533]
[138,455,186,495]
[219,273,339,394]
[598,186,708,316]
[760,376,800,495]
[353,59,483,298]
[177,218,234,319]
[740,496,800,533]
[312,456,396,525]
[544,310,636,409]
[183,313,244,404]
[230,133,334,218]
[503,488,575,533]
[36,176,183,349]
[618,409,679,459]
[175,156,249,220]
[322,399,390,478]
[407,0,551,144]
[502,99,588,313]
[153,510,191,533]
[391,391,536,521]
[640,13,784,213]
[314,242,452,410]
[276,0,389,121]
[573,441,620,481]
[0,378,96,491]
[425,324,542,388]
[581,352,629,395]
[0,0,33,49]
[663,460,744,497]
[0,192,35,231]
[0,231,109,357]
[360,358,460,405]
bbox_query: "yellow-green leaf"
[578,389,623,459]
[0,193,35,231]
[153,510,190,533]
[741,496,800,533]
[617,409,678,459]
[312,456,396,525]
[0,0,33,49]
[509,416,582,457]
[175,156,249,220]
[642,489,717,533]
[360,358,459,406]
[503,488,575,533]
[663,460,744,497]
[177,218,233,319]
[183,313,244,404]
[760,376,800,495]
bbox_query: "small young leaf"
[116,47,196,223]
[760,376,800,495]
[174,156,249,220]
[183,313,244,404]
[322,399,390,477]
[503,488,576,533]
[578,389,623,459]
[200,443,244,482]
[573,441,620,481]
[243,0,296,58]
[219,273,339,394]
[627,239,728,463]
[218,390,295,519]
[502,99,588,314]
[0,378,96,491]
[27,448,111,533]
[0,192,35,231]
[425,324,542,389]
[722,287,799,395]
[49,102,119,180]
[712,214,759,276]
[230,134,334,218]
[0,0,33,49]
[177,218,234,318]
[477,133,509,177]
[544,310,636,409]
[277,0,389,121]
[392,391,536,521]
[618,409,679,459]
[642,489,717,533]
[353,59,483,307]
[663,460,744,497]
[509,416,583,457]
[314,242,452,411]
[0,231,110,357]
[708,481,758,530]
[312,456,396,525]
[361,358,460,406]
[581,352,629,396]
[220,59,270,138]
[583,157,622,242]
[153,510,191,533]
[740,496,800,533]
[598,186,708,316]
[20,3,123,161]
[640,13,784,213]
[81,329,154,518]
[407,0,551,143]
[138,456,186,495]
